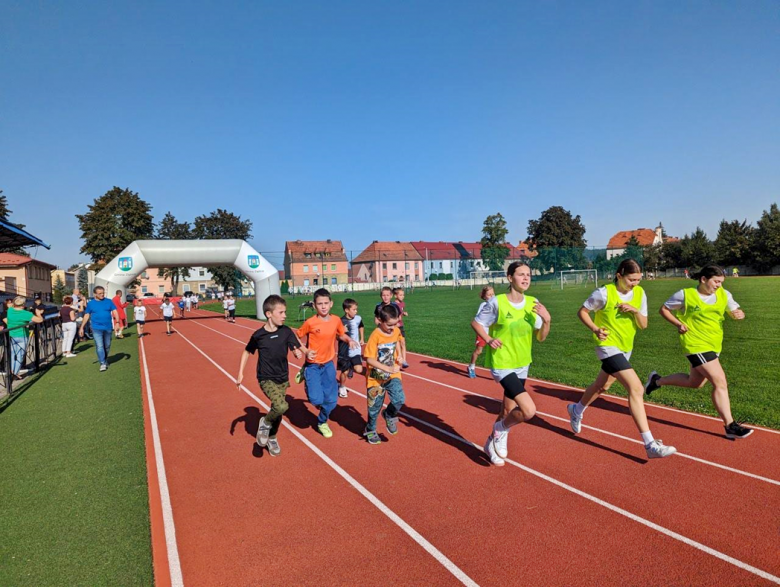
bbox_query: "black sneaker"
[725,422,753,439]
[644,371,661,396]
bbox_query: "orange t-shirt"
[297,314,345,364]
[364,326,403,388]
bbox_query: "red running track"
[138,309,780,586]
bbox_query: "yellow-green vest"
[485,294,537,369]
[677,287,728,354]
[593,284,644,353]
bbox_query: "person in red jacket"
[112,290,129,339]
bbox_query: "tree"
[193,209,253,291]
[680,227,716,269]
[480,213,510,271]
[527,206,587,274]
[0,189,29,254]
[280,280,290,295]
[714,219,754,267]
[643,244,663,272]
[622,236,644,266]
[77,267,89,291]
[53,274,68,304]
[76,187,154,264]
[752,203,780,271]
[156,212,193,292]
[659,240,683,270]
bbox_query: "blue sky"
[2,1,778,269]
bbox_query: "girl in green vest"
[471,262,551,466]
[645,265,752,439]
[568,259,677,459]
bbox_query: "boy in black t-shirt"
[236,295,305,456]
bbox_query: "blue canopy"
[0,218,51,250]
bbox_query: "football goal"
[558,269,598,290]
[469,270,507,289]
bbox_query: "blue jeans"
[93,329,112,365]
[304,362,338,424]
[11,336,27,375]
[366,377,405,432]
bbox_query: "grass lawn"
[0,331,153,586]
[206,276,780,429]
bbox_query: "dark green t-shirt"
[6,307,33,337]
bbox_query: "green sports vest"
[677,287,728,354]
[593,284,644,353]
[485,294,538,369]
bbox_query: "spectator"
[80,286,118,372]
[0,298,13,329]
[31,296,46,316]
[61,296,78,358]
[5,296,43,379]
[112,289,129,339]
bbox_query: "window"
[382,263,387,269]
[199,284,206,292]
[322,264,327,272]
[183,284,190,292]
[414,262,418,269]
[331,264,336,271]
[313,278,319,285]
[199,270,205,277]
[439,262,443,269]
[141,271,148,279]
[304,253,312,258]
[303,279,310,286]
[142,286,148,293]
[331,277,337,285]
[303,265,309,273]
[405,262,409,270]
[158,285,165,293]
[392,263,397,270]
[313,265,319,273]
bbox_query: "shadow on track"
[400,405,490,467]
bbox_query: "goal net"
[558,269,598,290]
[469,270,507,289]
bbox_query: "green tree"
[77,267,89,291]
[752,203,780,271]
[280,280,290,295]
[52,274,68,304]
[622,235,644,266]
[680,227,716,269]
[0,189,29,254]
[643,244,663,272]
[659,240,683,270]
[527,206,587,273]
[480,213,510,271]
[76,187,154,264]
[714,219,754,267]
[193,209,253,290]
[156,212,192,292]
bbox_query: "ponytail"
[691,264,725,281]
[614,259,642,284]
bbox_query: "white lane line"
[170,324,479,587]
[139,337,185,587]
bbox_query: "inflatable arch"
[94,240,280,319]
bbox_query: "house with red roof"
[284,240,349,289]
[606,224,677,259]
[351,242,424,283]
[410,241,531,280]
[0,253,57,301]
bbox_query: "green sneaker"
[364,430,381,445]
[294,368,304,384]
[317,423,333,438]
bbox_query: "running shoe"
[256,417,271,447]
[338,386,348,398]
[644,370,661,396]
[364,430,381,445]
[317,423,333,438]
[725,421,753,439]
[645,439,676,459]
[382,410,399,435]
[99,364,107,372]
[567,403,583,434]
[492,426,509,458]
[294,368,304,384]
[483,435,505,467]
[266,438,281,456]
[402,362,409,369]
[467,365,476,379]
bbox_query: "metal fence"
[0,316,63,406]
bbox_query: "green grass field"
[208,276,780,429]
[0,333,153,586]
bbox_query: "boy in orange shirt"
[297,288,360,438]
[363,303,406,444]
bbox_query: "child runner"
[191,293,199,310]
[393,287,410,368]
[178,297,186,318]
[185,293,193,314]
[236,295,305,456]
[223,294,230,320]
[472,262,551,466]
[363,304,406,444]
[297,288,359,438]
[160,295,175,335]
[376,287,407,368]
[567,259,676,459]
[467,286,495,378]
[337,298,365,398]
[645,265,752,439]
[112,290,129,338]
[227,294,236,323]
[134,299,147,337]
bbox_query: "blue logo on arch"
[118,257,133,272]
[247,255,260,269]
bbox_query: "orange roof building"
[0,253,57,301]
[351,241,424,283]
[284,240,349,289]
[606,224,676,259]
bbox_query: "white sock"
[640,431,655,446]
[468,363,475,369]
[573,401,587,417]
[494,420,508,434]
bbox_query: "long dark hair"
[614,259,642,284]
[691,264,725,281]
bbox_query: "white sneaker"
[338,386,348,398]
[484,435,505,467]
[492,425,509,458]
[567,403,583,434]
[645,439,676,459]
[99,364,107,372]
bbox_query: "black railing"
[0,316,63,405]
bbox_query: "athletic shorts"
[687,351,719,368]
[163,316,173,322]
[498,372,527,400]
[337,355,362,373]
[475,335,488,348]
[229,309,236,318]
[600,353,632,375]
[136,320,145,325]
[399,325,406,338]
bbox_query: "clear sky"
[2,1,778,269]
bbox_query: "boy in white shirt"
[133,299,147,338]
[160,295,175,335]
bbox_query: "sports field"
[206,276,780,429]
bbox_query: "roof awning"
[0,218,51,250]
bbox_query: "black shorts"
[600,353,632,375]
[499,372,527,400]
[399,325,406,338]
[687,351,719,368]
[136,320,145,325]
[338,354,362,373]
[163,316,173,322]
[229,309,236,317]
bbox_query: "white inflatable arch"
[94,240,280,319]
